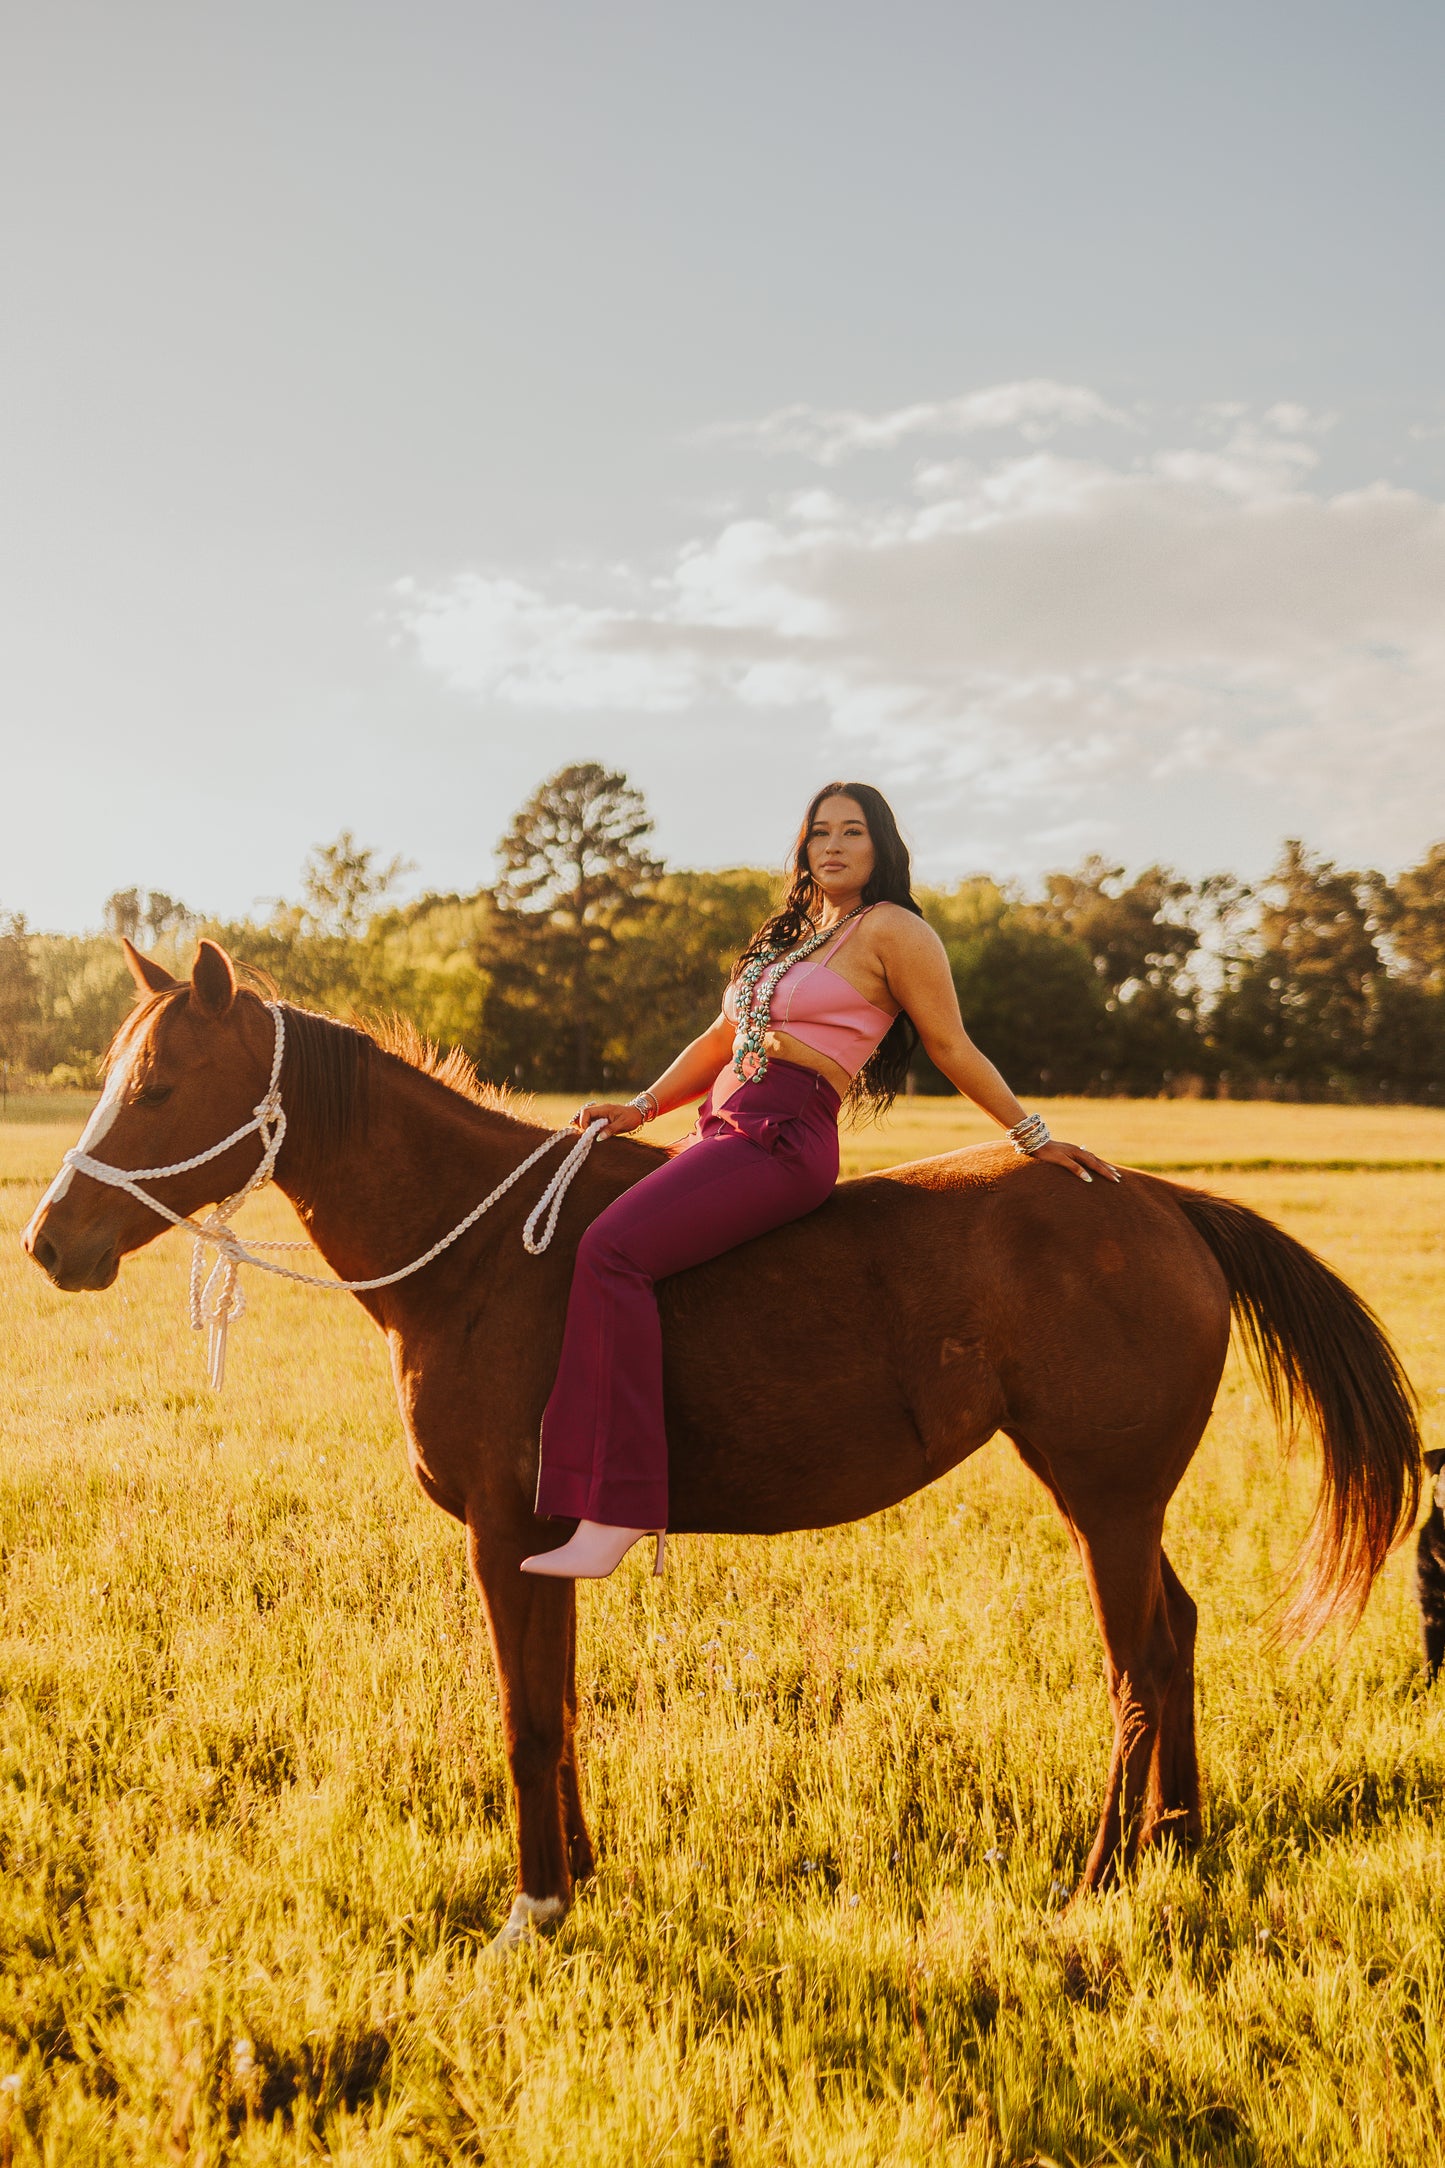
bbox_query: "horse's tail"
[1172,1184,1421,1636]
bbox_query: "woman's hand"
[1032,1138,1121,1185]
[573,1100,647,1138]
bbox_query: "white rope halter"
[59,1003,606,1388]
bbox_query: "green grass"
[1,1111,1443,2164]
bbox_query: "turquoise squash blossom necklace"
[730,903,869,1085]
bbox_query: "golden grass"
[0,1091,98,1128]
[1,1105,1443,2164]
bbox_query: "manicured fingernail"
[1079,1170,1093,1183]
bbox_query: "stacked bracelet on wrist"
[1008,1111,1051,1157]
[628,1089,660,1123]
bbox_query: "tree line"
[2,763,1443,1103]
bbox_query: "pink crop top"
[721,908,897,1079]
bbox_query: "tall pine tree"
[488,764,662,1089]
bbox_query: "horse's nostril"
[27,1230,59,1278]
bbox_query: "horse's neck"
[275,1062,553,1321]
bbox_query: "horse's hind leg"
[466,1513,582,1949]
[1070,1503,1179,1890]
[1009,1436,1198,1881]
[1150,1550,1201,1850]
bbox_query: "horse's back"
[660,1143,1231,1533]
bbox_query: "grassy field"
[1,1099,1443,2165]
[0,1092,101,1128]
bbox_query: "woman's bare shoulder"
[869,902,943,952]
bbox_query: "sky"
[3,0,1443,932]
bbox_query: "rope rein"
[60,1004,606,1388]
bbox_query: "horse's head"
[24,940,278,1291]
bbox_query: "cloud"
[701,378,1134,465]
[394,394,1445,867]
[1261,401,1339,436]
[393,574,720,712]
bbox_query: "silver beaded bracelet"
[629,1089,660,1122]
[1008,1111,1051,1157]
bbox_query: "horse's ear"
[123,938,178,996]
[190,939,237,1020]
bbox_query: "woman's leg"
[537,1120,836,1529]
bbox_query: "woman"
[521,782,1119,1580]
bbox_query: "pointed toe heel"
[520,1521,668,1580]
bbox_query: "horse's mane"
[280,1004,531,1173]
[368,1013,520,1117]
[121,986,531,1181]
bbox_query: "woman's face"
[806,794,876,900]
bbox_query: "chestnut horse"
[24,943,1420,1944]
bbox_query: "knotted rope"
[59,1004,606,1387]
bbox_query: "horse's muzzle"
[23,1216,119,1292]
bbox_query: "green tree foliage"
[25,936,134,1082]
[0,912,40,1067]
[1377,841,1445,988]
[143,891,193,944]
[605,869,777,1085]
[920,881,1108,1093]
[197,891,495,1056]
[102,887,195,947]
[194,830,427,1030]
[1367,972,1445,1100]
[1367,841,1445,1096]
[1213,842,1381,1092]
[102,888,143,942]
[1031,857,1209,1091]
[953,923,1113,1094]
[8,781,1445,1106]
[488,763,663,1089]
[297,831,413,940]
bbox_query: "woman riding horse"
[522,781,1121,1581]
[23,824,1420,1919]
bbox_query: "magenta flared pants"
[535,1060,841,1529]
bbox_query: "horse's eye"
[135,1083,173,1108]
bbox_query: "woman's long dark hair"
[735,781,922,1116]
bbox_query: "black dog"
[1418,1448,1445,1681]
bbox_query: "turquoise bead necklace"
[730,903,869,1085]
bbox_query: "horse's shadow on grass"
[227,2024,395,2136]
[1187,1746,1443,1902]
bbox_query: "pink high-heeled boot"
[520,1520,666,1579]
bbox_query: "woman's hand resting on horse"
[1033,1138,1121,1185]
[573,1101,648,1138]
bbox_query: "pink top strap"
[719,905,897,1097]
[817,907,871,962]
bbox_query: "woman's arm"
[878,913,1119,1184]
[574,1013,736,1136]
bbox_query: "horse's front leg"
[559,1595,596,1882]
[466,1507,584,1950]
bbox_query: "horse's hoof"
[485,1892,566,1956]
